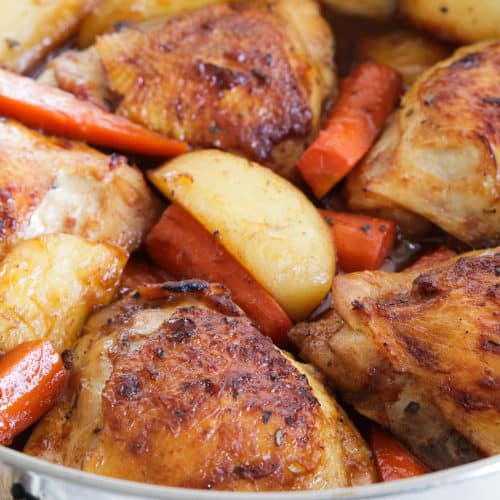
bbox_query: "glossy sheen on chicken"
[25,281,375,490]
[53,0,335,179]
[0,119,159,258]
[346,42,500,247]
[291,248,500,469]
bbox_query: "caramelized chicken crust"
[0,119,159,258]
[291,248,499,469]
[48,0,335,180]
[25,281,375,490]
[346,42,500,247]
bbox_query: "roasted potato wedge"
[321,0,397,20]
[149,150,334,322]
[399,0,500,44]
[77,0,225,47]
[0,0,96,73]
[0,234,127,353]
[357,30,451,86]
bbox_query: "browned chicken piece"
[25,280,376,490]
[48,0,336,180]
[0,119,160,258]
[291,247,500,470]
[47,47,116,110]
[345,42,500,247]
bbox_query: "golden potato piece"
[0,234,127,353]
[357,29,451,86]
[399,0,500,44]
[149,150,335,322]
[0,0,96,74]
[77,0,225,47]
[321,0,397,19]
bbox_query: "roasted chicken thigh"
[44,0,336,180]
[291,248,499,469]
[25,281,375,490]
[0,119,159,258]
[346,42,500,247]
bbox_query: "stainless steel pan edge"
[0,447,499,500]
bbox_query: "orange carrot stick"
[0,340,68,445]
[298,62,402,199]
[146,204,292,347]
[371,426,428,482]
[320,210,397,272]
[0,68,188,156]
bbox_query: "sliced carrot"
[145,204,292,347]
[298,62,402,199]
[119,254,171,296]
[0,68,188,157]
[370,426,428,482]
[0,340,68,445]
[320,210,397,272]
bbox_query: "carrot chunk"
[320,210,397,272]
[0,340,68,445]
[298,62,402,198]
[371,426,428,482]
[145,204,292,347]
[0,68,188,157]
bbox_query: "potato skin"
[149,150,335,322]
[0,234,127,353]
[321,0,397,19]
[399,0,500,44]
[357,29,451,86]
[0,0,95,73]
[77,0,226,48]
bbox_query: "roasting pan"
[0,446,499,499]
[0,3,497,499]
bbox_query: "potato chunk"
[77,0,225,47]
[0,234,127,353]
[321,0,397,19]
[399,0,500,44]
[357,30,451,86]
[0,0,95,73]
[149,150,334,322]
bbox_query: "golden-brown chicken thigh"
[291,248,499,469]
[346,42,500,247]
[25,281,375,490]
[47,0,336,179]
[0,119,159,258]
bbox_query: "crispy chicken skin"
[345,42,500,247]
[0,119,159,258]
[25,281,374,490]
[49,0,335,180]
[291,248,500,469]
